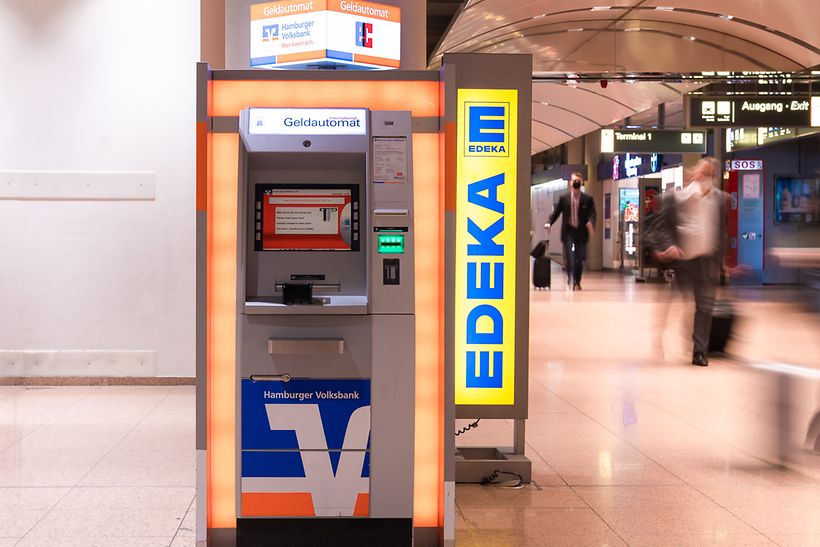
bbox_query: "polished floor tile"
[2,272,819,545]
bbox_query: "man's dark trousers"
[564,227,587,286]
[674,256,718,354]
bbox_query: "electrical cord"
[481,469,525,489]
[455,419,480,436]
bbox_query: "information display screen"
[774,175,820,225]
[254,184,360,251]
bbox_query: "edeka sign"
[455,89,518,406]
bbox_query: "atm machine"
[234,107,415,545]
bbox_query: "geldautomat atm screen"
[254,184,360,251]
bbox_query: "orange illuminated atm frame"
[195,63,445,545]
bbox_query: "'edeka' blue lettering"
[468,173,505,214]
[467,304,503,344]
[466,351,503,388]
[468,217,504,256]
[467,262,503,299]
[469,106,505,143]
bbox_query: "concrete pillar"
[201,0,226,68]
[584,132,603,270]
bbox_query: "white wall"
[0,0,199,376]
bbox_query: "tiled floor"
[455,270,820,546]
[0,386,195,546]
[1,270,819,546]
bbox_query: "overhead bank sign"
[455,89,518,406]
[250,0,401,69]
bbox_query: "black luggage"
[533,256,551,289]
[708,299,735,353]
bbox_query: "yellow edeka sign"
[455,89,518,406]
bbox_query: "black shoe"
[691,352,709,366]
[574,283,582,291]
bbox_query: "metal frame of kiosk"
[234,107,415,545]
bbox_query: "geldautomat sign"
[455,89,518,406]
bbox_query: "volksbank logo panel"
[464,102,510,157]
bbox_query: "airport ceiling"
[428,0,820,155]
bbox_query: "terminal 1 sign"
[689,96,820,128]
[250,0,401,70]
[601,129,706,154]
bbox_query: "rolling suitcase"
[533,256,551,290]
[708,299,735,353]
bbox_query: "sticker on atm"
[240,379,371,518]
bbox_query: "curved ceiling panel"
[434,0,820,70]
[435,0,819,156]
[532,101,600,136]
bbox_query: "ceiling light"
[534,13,547,18]
[591,6,611,10]
[655,6,674,11]
[684,36,696,41]
[624,27,641,32]
[568,28,584,32]
[541,101,549,106]
[719,14,734,20]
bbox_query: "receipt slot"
[234,108,415,545]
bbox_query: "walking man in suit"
[547,172,597,290]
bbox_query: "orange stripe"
[242,493,316,517]
[196,122,207,212]
[207,79,443,531]
[212,80,439,118]
[352,53,400,69]
[277,50,329,64]
[210,134,240,528]
[326,0,400,22]
[251,0,327,20]
[205,129,213,528]
[353,493,369,516]
[444,122,457,212]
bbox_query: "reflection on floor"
[0,270,818,546]
[0,386,195,546]
[456,269,820,546]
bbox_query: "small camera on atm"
[302,140,312,148]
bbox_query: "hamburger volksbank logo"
[465,102,510,157]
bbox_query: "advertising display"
[254,185,359,251]
[619,188,639,259]
[455,89,518,406]
[250,0,401,70]
[775,175,820,225]
[690,96,818,128]
[609,153,663,180]
[240,378,371,517]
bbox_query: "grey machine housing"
[234,107,416,544]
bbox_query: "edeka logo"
[262,23,279,42]
[456,89,518,406]
[465,102,510,157]
[355,21,373,48]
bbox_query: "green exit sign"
[377,233,405,254]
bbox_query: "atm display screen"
[254,184,360,251]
